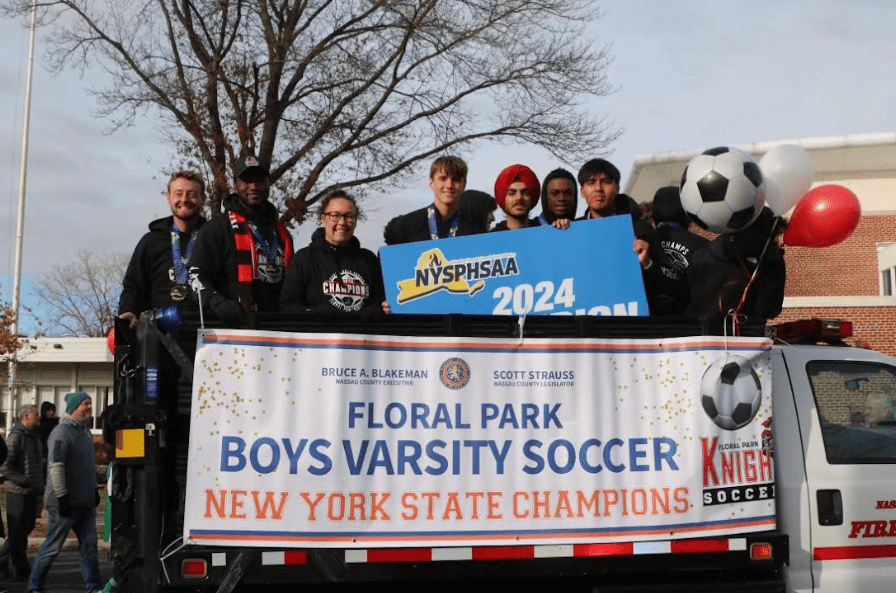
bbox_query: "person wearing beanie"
[491,164,540,232]
[646,185,710,316]
[538,168,577,228]
[28,392,102,593]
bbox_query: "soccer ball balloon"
[680,146,766,234]
[701,355,762,430]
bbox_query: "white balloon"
[759,144,815,216]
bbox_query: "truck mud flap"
[307,549,351,581]
[215,550,251,593]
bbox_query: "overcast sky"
[2,0,894,334]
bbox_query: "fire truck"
[106,312,896,593]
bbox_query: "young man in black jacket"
[118,171,207,327]
[384,156,483,244]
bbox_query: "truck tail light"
[773,318,853,343]
[182,558,208,578]
[749,542,773,561]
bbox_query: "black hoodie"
[280,228,386,315]
[538,169,578,225]
[119,215,206,316]
[686,207,786,330]
[646,186,709,316]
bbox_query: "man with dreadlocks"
[188,153,294,326]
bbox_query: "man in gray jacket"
[27,393,101,593]
[0,404,44,579]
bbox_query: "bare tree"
[31,250,129,337]
[2,0,618,222]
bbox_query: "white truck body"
[771,344,896,593]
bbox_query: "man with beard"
[118,170,207,327]
[188,154,294,326]
[491,164,541,231]
[384,156,482,244]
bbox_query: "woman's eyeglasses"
[322,212,357,223]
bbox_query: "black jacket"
[188,194,291,313]
[280,228,386,315]
[686,210,786,330]
[384,205,482,245]
[119,216,206,316]
[1,422,44,496]
[575,194,652,239]
[491,218,539,232]
[646,187,710,316]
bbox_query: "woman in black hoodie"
[280,191,387,315]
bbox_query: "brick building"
[626,132,896,356]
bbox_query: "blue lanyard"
[537,212,549,226]
[170,225,198,284]
[427,205,459,240]
[247,221,279,263]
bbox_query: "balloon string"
[733,215,781,328]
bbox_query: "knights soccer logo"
[323,270,370,312]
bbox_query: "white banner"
[184,329,775,548]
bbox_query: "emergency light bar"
[773,318,853,342]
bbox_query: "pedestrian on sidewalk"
[27,393,101,593]
[0,404,44,580]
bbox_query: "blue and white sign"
[379,216,648,316]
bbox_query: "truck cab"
[771,320,896,592]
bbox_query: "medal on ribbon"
[170,225,198,300]
[427,204,460,240]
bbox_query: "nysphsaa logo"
[396,248,519,303]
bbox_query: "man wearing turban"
[492,164,541,232]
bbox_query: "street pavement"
[0,547,113,593]
[0,508,111,593]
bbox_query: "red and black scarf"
[228,211,294,309]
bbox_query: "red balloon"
[107,327,115,355]
[782,184,861,247]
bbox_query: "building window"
[878,243,896,296]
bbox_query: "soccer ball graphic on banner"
[701,355,762,430]
[680,146,766,234]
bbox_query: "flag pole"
[7,1,37,431]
